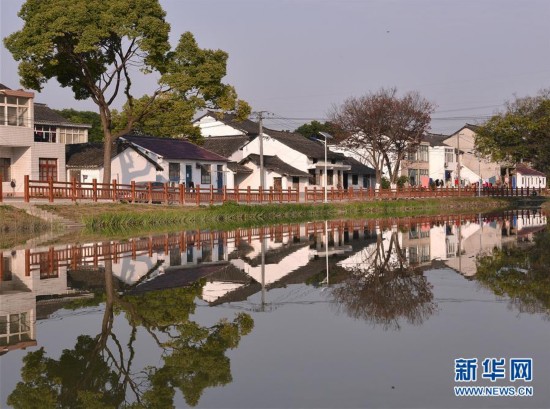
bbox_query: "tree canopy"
[294,120,336,138]
[329,88,435,184]
[5,0,250,183]
[475,90,550,176]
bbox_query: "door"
[292,176,299,189]
[217,165,223,191]
[185,165,192,189]
[69,170,81,184]
[343,173,349,189]
[274,177,282,191]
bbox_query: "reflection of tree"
[331,231,436,330]
[476,226,550,316]
[8,259,254,408]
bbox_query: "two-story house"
[0,83,91,197]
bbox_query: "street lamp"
[318,132,333,203]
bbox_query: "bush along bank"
[80,197,509,231]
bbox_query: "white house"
[1,83,90,196]
[238,153,310,190]
[67,134,229,189]
[196,112,379,190]
[513,165,546,189]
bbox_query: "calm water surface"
[1,210,549,408]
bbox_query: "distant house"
[513,165,546,189]
[400,133,454,187]
[238,154,310,190]
[66,134,229,188]
[201,135,252,188]
[0,83,90,196]
[195,112,379,190]
[444,124,502,186]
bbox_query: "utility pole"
[457,132,461,197]
[256,111,269,190]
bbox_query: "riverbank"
[0,205,48,248]
[35,197,511,232]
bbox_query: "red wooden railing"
[20,175,547,205]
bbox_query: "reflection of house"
[1,84,90,196]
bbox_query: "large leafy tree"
[294,120,336,138]
[475,90,550,177]
[4,0,250,184]
[329,88,434,185]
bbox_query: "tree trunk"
[99,105,113,184]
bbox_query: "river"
[1,209,549,408]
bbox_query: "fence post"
[164,182,169,205]
[112,179,117,202]
[269,187,273,203]
[48,177,54,203]
[210,185,214,205]
[313,186,317,203]
[222,186,227,203]
[196,186,201,206]
[0,178,2,203]
[92,179,98,202]
[131,181,136,203]
[247,186,251,204]
[304,186,308,203]
[24,175,29,202]
[287,187,291,203]
[71,177,77,202]
[148,182,152,204]
[331,186,334,202]
[179,183,184,205]
[296,187,299,203]
[236,185,240,203]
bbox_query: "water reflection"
[475,220,550,317]
[331,227,437,329]
[1,209,548,407]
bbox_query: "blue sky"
[1,0,549,134]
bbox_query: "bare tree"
[330,88,435,185]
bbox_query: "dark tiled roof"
[34,103,91,128]
[423,133,448,147]
[227,161,253,174]
[265,128,344,160]
[199,111,260,135]
[450,123,480,135]
[343,156,376,175]
[0,83,11,90]
[516,165,546,177]
[201,135,251,157]
[241,154,310,177]
[66,141,163,170]
[123,134,228,162]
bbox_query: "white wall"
[111,149,158,184]
[516,172,546,189]
[196,115,245,137]
[428,146,447,182]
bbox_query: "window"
[363,175,369,188]
[352,174,358,185]
[34,125,57,143]
[59,127,87,144]
[169,163,180,182]
[420,169,429,176]
[0,158,10,182]
[39,158,57,181]
[0,96,29,127]
[200,164,211,184]
[327,170,334,185]
[418,145,429,162]
[445,148,455,164]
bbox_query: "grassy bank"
[38,197,509,233]
[0,205,48,248]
